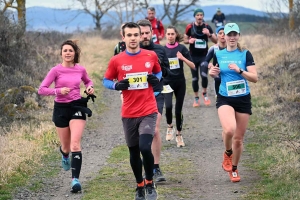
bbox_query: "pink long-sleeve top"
[38,64,93,103]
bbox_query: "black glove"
[147,74,159,86]
[115,79,130,90]
[84,91,97,102]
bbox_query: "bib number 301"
[126,72,148,90]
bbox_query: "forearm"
[103,78,116,90]
[241,71,258,83]
[183,58,195,69]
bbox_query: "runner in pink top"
[38,40,95,193]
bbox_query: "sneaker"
[229,170,241,182]
[145,182,158,200]
[176,134,185,147]
[202,93,211,106]
[153,168,166,182]
[193,98,200,107]
[166,126,175,141]
[70,178,82,193]
[135,186,146,200]
[222,152,233,172]
[62,156,71,171]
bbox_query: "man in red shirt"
[146,7,165,44]
[103,22,161,200]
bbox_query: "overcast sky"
[26,0,288,12]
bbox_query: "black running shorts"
[216,94,252,115]
[52,101,86,128]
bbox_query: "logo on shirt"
[145,62,151,68]
[121,65,132,71]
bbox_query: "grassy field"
[0,31,299,199]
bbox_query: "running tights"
[128,134,154,183]
[191,57,208,92]
[164,80,186,131]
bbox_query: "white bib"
[216,22,223,27]
[161,85,174,94]
[152,34,158,43]
[226,79,246,96]
[168,57,180,70]
[194,39,206,49]
[125,72,148,90]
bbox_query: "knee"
[233,136,244,147]
[140,145,152,156]
[192,77,198,82]
[223,128,235,138]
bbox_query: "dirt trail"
[13,83,257,200]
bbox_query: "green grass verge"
[82,145,195,200]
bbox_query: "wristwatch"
[239,68,244,74]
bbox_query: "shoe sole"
[222,165,231,172]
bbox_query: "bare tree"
[76,0,119,31]
[162,0,200,25]
[289,0,294,30]
[112,0,150,25]
[0,0,26,32]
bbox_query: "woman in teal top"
[209,23,258,183]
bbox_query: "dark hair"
[60,40,81,63]
[136,19,152,30]
[122,22,141,37]
[166,25,184,42]
[147,7,155,12]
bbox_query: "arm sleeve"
[152,53,162,74]
[102,78,116,90]
[213,53,219,66]
[211,14,216,22]
[207,25,214,34]
[82,68,93,88]
[185,24,191,36]
[182,46,193,62]
[113,44,118,55]
[205,46,215,62]
[38,67,58,96]
[159,20,165,36]
[245,51,255,67]
[153,71,162,81]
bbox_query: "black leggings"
[190,56,208,93]
[164,79,186,131]
[128,134,154,183]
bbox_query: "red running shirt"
[105,49,161,118]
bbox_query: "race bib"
[161,85,174,94]
[226,79,246,96]
[195,39,206,49]
[168,57,180,70]
[125,72,148,90]
[216,22,223,27]
[152,34,158,43]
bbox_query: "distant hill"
[24,5,268,32]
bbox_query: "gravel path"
[13,83,258,200]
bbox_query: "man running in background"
[184,8,217,107]
[137,19,170,183]
[146,7,165,44]
[211,8,226,28]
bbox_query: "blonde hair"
[237,42,247,51]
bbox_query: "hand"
[86,86,94,95]
[202,28,210,36]
[61,87,70,95]
[208,63,214,69]
[115,79,130,90]
[209,64,220,78]
[158,35,163,40]
[228,63,239,73]
[147,74,159,86]
[176,51,184,60]
[189,38,196,44]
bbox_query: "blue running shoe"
[61,156,71,171]
[71,178,82,193]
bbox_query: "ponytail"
[237,42,246,51]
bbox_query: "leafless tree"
[75,0,119,31]
[111,0,151,25]
[0,0,26,32]
[162,0,200,25]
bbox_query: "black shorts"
[216,94,252,115]
[122,113,157,147]
[52,101,86,128]
[155,93,164,115]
